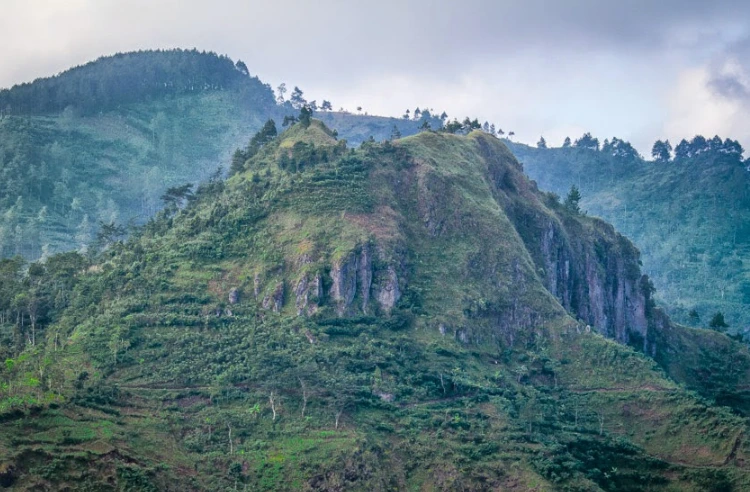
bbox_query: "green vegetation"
[2,121,750,490]
[0,50,436,261]
[508,136,750,330]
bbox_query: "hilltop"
[2,120,750,490]
[0,50,433,260]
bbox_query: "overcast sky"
[3,0,750,153]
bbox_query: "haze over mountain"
[5,0,750,153]
[509,137,750,332]
[0,50,434,259]
[3,3,750,489]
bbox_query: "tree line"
[0,49,276,116]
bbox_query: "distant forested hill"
[0,50,431,259]
[508,137,750,330]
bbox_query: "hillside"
[0,50,433,260]
[508,141,750,331]
[2,121,750,490]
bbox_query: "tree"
[688,135,708,156]
[489,123,496,136]
[563,136,571,148]
[276,83,287,104]
[722,138,744,156]
[290,86,306,109]
[95,221,126,250]
[709,312,729,332]
[356,106,362,114]
[403,109,410,120]
[508,131,515,140]
[442,119,463,134]
[419,120,431,132]
[440,111,448,122]
[574,132,599,151]
[688,309,700,325]
[414,108,421,120]
[161,183,194,210]
[651,139,672,163]
[390,125,402,140]
[321,100,332,111]
[564,185,582,214]
[229,119,279,176]
[604,137,640,160]
[674,139,690,160]
[537,136,547,149]
[230,148,247,176]
[234,60,249,76]
[298,106,313,127]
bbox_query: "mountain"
[508,140,750,332]
[2,120,750,490]
[0,50,437,260]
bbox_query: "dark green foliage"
[709,312,729,331]
[229,119,278,175]
[602,137,640,160]
[564,185,582,214]
[574,132,600,150]
[651,139,672,163]
[0,49,273,116]
[298,106,313,127]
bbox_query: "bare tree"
[269,391,278,421]
[299,378,309,418]
[227,422,233,454]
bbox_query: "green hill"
[508,140,750,331]
[2,121,750,490]
[0,50,435,260]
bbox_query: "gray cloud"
[709,75,750,100]
[2,0,750,152]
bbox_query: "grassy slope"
[509,142,750,331]
[1,126,750,490]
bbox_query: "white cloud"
[664,65,748,148]
[3,0,750,153]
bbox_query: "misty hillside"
[507,139,750,332]
[2,119,750,490]
[0,50,434,260]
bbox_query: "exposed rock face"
[262,283,285,313]
[535,219,650,350]
[375,266,400,313]
[328,244,400,316]
[472,134,653,351]
[295,274,322,316]
[253,273,261,298]
[330,251,359,315]
[358,244,373,313]
[228,288,239,305]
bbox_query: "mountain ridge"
[2,119,750,490]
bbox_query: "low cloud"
[3,0,750,153]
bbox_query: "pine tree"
[564,185,582,214]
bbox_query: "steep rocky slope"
[2,122,750,490]
[508,141,750,331]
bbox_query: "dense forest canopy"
[0,49,275,116]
